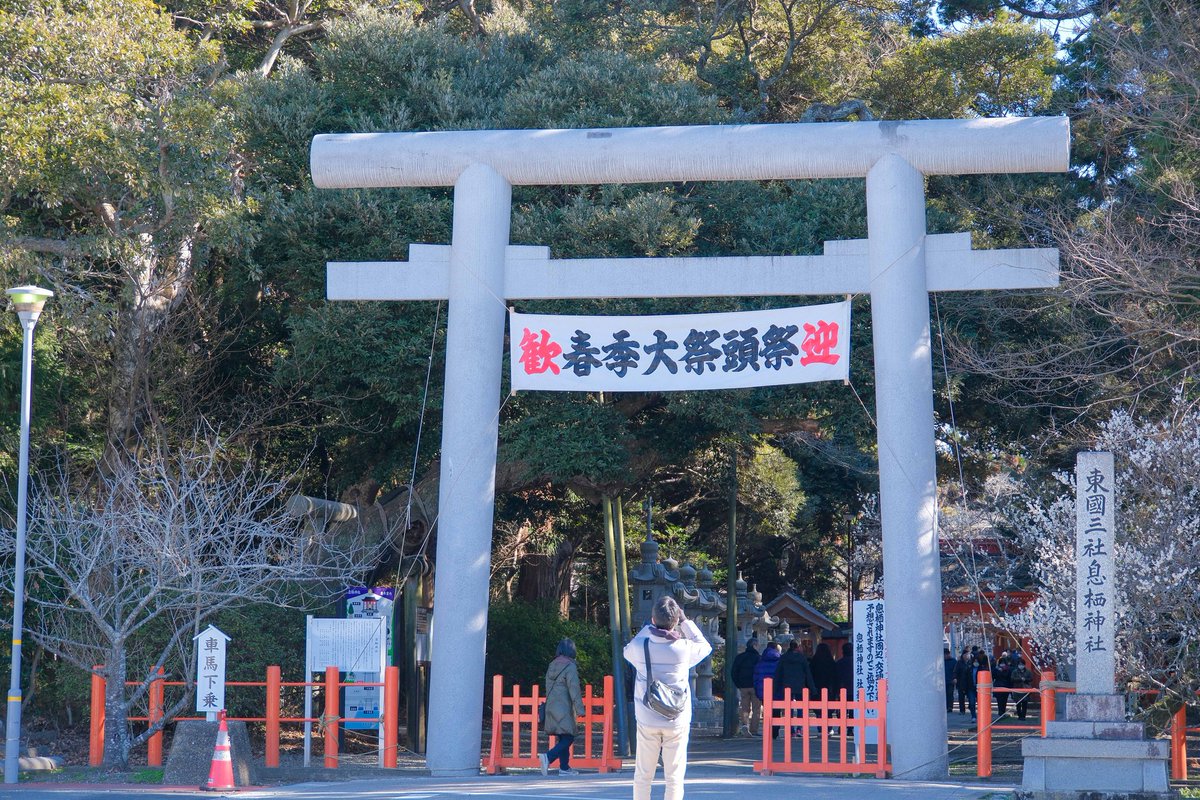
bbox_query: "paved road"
[6,770,1017,800]
[7,714,1019,799]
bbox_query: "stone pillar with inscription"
[1020,451,1169,800]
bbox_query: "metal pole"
[5,307,41,784]
[723,450,739,737]
[602,497,629,754]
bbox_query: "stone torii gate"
[310,118,1069,779]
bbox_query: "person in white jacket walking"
[623,595,712,800]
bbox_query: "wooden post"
[602,674,616,772]
[147,668,165,767]
[1039,670,1055,736]
[324,666,339,769]
[486,675,502,775]
[761,677,774,775]
[1172,705,1187,781]
[266,666,281,768]
[977,670,992,777]
[876,678,890,778]
[89,667,105,767]
[384,666,399,768]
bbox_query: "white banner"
[510,302,850,392]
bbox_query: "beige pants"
[634,723,689,800]
[738,687,761,734]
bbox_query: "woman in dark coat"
[810,642,838,701]
[970,651,990,722]
[540,638,584,775]
[809,641,839,732]
[774,641,817,738]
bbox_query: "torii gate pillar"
[867,154,945,775]
[427,164,512,774]
[311,118,1070,779]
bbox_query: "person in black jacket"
[774,641,817,738]
[971,651,991,721]
[943,648,957,712]
[834,642,855,737]
[811,643,838,701]
[731,638,761,736]
[810,642,839,733]
[834,642,854,699]
[993,651,1013,716]
[954,649,973,714]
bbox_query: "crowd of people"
[730,637,854,738]
[945,646,1037,721]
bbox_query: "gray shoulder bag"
[642,638,688,720]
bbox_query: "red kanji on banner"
[519,327,562,375]
[800,321,840,366]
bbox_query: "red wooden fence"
[485,674,622,774]
[89,665,399,769]
[754,676,891,778]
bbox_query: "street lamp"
[4,285,52,785]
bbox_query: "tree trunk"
[101,232,196,472]
[515,539,576,615]
[102,644,132,770]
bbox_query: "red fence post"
[486,674,503,774]
[265,665,281,768]
[759,677,774,774]
[147,667,165,766]
[977,670,993,777]
[876,678,890,778]
[1172,705,1187,781]
[384,666,399,768]
[324,665,340,768]
[89,666,105,767]
[1039,670,1055,736]
[602,674,616,772]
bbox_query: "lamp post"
[4,285,52,785]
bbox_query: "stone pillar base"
[691,698,723,729]
[1020,734,1169,799]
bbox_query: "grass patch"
[129,768,164,784]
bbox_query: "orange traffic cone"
[203,709,237,791]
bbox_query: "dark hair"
[813,642,834,664]
[555,638,577,659]
[841,642,852,657]
[788,640,800,652]
[651,596,684,630]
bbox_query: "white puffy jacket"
[623,619,712,730]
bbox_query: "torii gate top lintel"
[311,117,1069,189]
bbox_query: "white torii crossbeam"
[311,118,1069,779]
